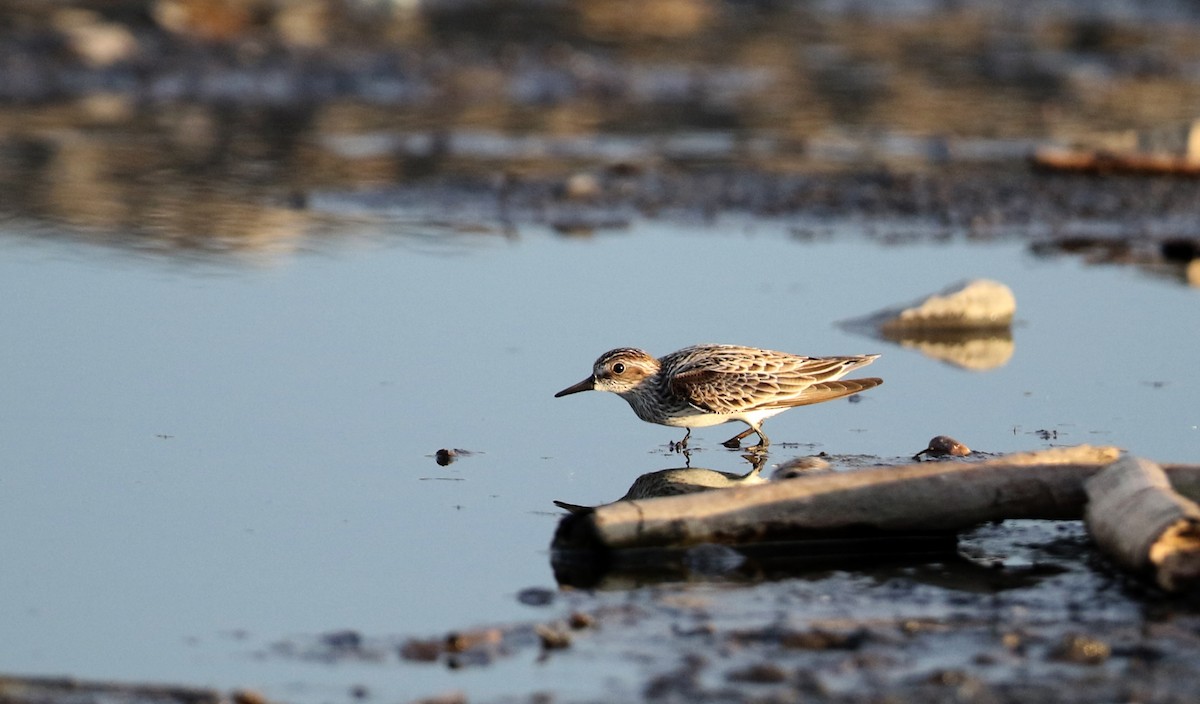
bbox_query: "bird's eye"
[612,362,626,374]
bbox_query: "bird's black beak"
[554,376,596,397]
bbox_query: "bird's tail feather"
[772,377,883,408]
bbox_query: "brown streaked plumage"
[554,344,881,450]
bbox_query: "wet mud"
[263,517,1200,703]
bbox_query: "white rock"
[865,279,1016,333]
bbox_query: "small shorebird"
[555,344,881,450]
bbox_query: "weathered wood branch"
[1085,455,1200,592]
[1031,147,1200,176]
[552,446,1200,551]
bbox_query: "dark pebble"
[726,662,788,683]
[1161,238,1200,262]
[321,629,362,652]
[781,628,867,651]
[517,587,557,606]
[399,638,442,662]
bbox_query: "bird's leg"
[672,428,692,452]
[729,423,770,453]
[721,425,756,449]
[738,453,767,478]
[746,427,771,453]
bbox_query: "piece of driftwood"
[1085,455,1200,592]
[552,446,1200,551]
[1031,147,1200,176]
[0,675,232,704]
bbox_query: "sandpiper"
[554,344,881,450]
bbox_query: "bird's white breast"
[660,407,787,429]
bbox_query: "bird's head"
[555,348,659,397]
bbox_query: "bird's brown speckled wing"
[669,351,879,414]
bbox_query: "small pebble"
[726,662,787,683]
[780,628,867,651]
[536,623,572,650]
[320,629,362,652]
[517,587,557,607]
[232,690,269,704]
[399,638,442,662]
[445,628,502,653]
[1161,237,1200,262]
[1051,633,1111,664]
[563,172,601,200]
[913,435,971,460]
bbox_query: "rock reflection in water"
[883,328,1015,371]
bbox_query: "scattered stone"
[549,212,631,236]
[642,653,707,700]
[54,9,139,68]
[399,638,443,662]
[320,629,362,653]
[435,448,478,466]
[1160,238,1200,262]
[445,628,503,654]
[535,623,572,650]
[568,612,595,630]
[1051,633,1112,664]
[231,689,269,704]
[563,173,602,200]
[408,691,467,704]
[780,628,867,651]
[726,662,788,683]
[926,669,975,686]
[517,587,557,607]
[1001,632,1025,654]
[913,435,971,460]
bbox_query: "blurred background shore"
[3,0,1200,256]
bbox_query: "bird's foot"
[670,431,691,453]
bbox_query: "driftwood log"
[553,446,1200,551]
[1085,456,1200,592]
[1031,147,1200,176]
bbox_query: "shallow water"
[0,212,1197,700]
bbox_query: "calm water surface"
[0,214,1197,700]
